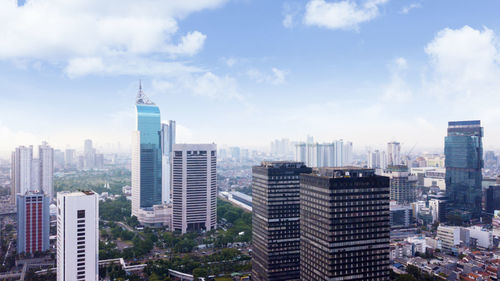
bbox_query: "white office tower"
[161,120,176,204]
[39,142,54,200]
[295,143,306,164]
[83,139,95,169]
[12,146,33,201]
[31,159,40,190]
[335,139,344,166]
[57,191,98,281]
[172,144,217,234]
[343,141,353,165]
[387,142,401,166]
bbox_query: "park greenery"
[54,168,130,194]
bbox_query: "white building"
[12,146,33,201]
[161,120,175,204]
[467,226,493,249]
[39,142,54,200]
[387,142,401,166]
[437,226,460,253]
[172,144,217,234]
[295,140,349,168]
[57,191,99,281]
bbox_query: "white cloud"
[303,0,389,30]
[424,26,500,101]
[247,67,288,85]
[400,3,421,14]
[0,0,227,76]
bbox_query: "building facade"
[172,144,217,234]
[387,142,401,166]
[300,168,390,281]
[16,191,50,254]
[381,165,417,204]
[39,142,54,200]
[161,120,176,204]
[251,161,312,281]
[57,191,99,281]
[131,85,163,218]
[445,120,483,219]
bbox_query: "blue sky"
[1,0,500,156]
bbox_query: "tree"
[193,267,208,278]
[396,274,417,281]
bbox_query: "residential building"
[437,226,460,253]
[16,191,50,254]
[131,84,163,219]
[387,142,401,166]
[252,161,312,281]
[83,139,95,170]
[57,191,99,281]
[381,165,417,204]
[445,120,483,219]
[39,142,54,200]
[300,168,390,281]
[12,146,33,202]
[172,144,217,234]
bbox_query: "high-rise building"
[343,141,353,165]
[57,191,99,281]
[381,165,417,204]
[387,142,401,166]
[12,146,34,202]
[83,139,95,170]
[300,168,390,281]
[295,140,350,168]
[65,149,76,169]
[161,121,176,204]
[172,144,217,234]
[251,161,312,281]
[131,84,162,218]
[445,120,483,219]
[39,142,54,200]
[31,159,40,190]
[16,191,50,254]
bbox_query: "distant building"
[300,168,390,280]
[294,140,350,168]
[83,139,95,170]
[387,142,401,166]
[39,142,54,200]
[252,161,312,281]
[445,120,483,219]
[382,165,417,204]
[65,149,76,169]
[485,184,500,216]
[161,120,176,204]
[17,191,50,254]
[57,191,99,281]
[390,204,414,229]
[172,144,217,234]
[12,146,34,202]
[131,84,163,220]
[429,195,448,223]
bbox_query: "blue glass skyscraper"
[445,120,483,220]
[132,83,162,215]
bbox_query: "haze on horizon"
[1,0,500,158]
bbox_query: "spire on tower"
[136,80,154,105]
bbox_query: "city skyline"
[2,1,500,156]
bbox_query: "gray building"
[251,161,312,281]
[300,168,390,281]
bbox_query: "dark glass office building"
[485,184,500,216]
[300,168,390,281]
[445,120,483,219]
[251,161,312,281]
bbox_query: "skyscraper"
[387,141,401,166]
[17,191,50,254]
[83,139,95,170]
[39,142,54,200]
[445,120,483,219]
[65,149,76,169]
[172,144,217,234]
[161,120,176,204]
[131,84,162,218]
[300,168,390,281]
[57,191,99,281]
[251,161,312,281]
[12,146,33,202]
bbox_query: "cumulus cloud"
[247,67,288,85]
[0,0,227,76]
[400,3,421,14]
[382,57,412,103]
[424,26,500,101]
[304,0,388,30]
